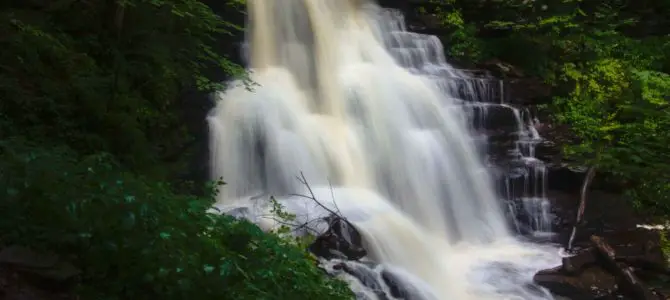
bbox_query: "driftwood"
[590,236,657,300]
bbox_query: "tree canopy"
[0,0,352,299]
[422,0,670,214]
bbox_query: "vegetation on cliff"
[423,0,670,215]
[0,0,352,299]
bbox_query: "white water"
[208,0,561,299]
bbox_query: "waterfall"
[207,0,561,299]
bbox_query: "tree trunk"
[566,165,596,251]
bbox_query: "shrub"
[0,138,353,300]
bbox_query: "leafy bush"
[0,139,353,300]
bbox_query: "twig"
[287,172,356,231]
[328,180,343,217]
[261,215,321,236]
[289,172,341,218]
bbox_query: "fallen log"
[590,236,657,300]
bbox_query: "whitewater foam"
[208,0,560,298]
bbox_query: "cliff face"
[173,1,246,189]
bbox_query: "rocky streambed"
[308,189,670,300]
[531,190,670,300]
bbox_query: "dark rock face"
[545,164,588,193]
[548,190,657,248]
[309,216,367,261]
[534,234,667,300]
[0,246,79,300]
[174,0,246,190]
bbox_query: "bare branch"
[566,165,597,251]
[289,172,341,218]
[328,180,344,217]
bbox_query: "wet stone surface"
[535,190,670,299]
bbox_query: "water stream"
[208,0,562,299]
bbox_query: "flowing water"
[207,0,562,299]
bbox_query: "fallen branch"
[591,236,656,300]
[280,173,366,260]
[566,165,596,251]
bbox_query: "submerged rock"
[381,269,432,300]
[327,261,433,300]
[332,261,390,300]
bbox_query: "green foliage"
[268,197,318,250]
[0,0,352,298]
[421,0,487,62]
[0,139,353,300]
[658,226,670,262]
[421,0,670,215]
[0,0,245,174]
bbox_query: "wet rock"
[533,265,617,300]
[381,269,430,300]
[221,206,251,219]
[534,140,561,163]
[534,234,665,300]
[470,59,552,104]
[309,216,367,261]
[478,105,524,131]
[562,248,597,274]
[332,262,390,300]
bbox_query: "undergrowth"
[0,138,353,300]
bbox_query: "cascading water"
[207,0,561,299]
[474,80,553,236]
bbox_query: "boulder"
[309,216,367,261]
[0,246,80,286]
